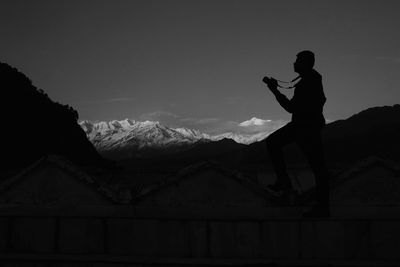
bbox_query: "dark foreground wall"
[0,205,400,266]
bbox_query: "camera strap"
[276,76,301,89]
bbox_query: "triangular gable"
[331,156,400,205]
[0,154,128,204]
[288,157,400,205]
[0,157,46,193]
[332,156,400,188]
[134,161,276,206]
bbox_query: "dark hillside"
[0,62,105,169]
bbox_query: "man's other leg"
[298,128,330,210]
[265,123,296,190]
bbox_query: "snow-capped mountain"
[211,132,270,145]
[79,119,274,155]
[79,119,207,151]
[238,117,272,127]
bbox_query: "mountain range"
[79,119,271,159]
[80,104,400,166]
[8,59,397,171]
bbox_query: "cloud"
[177,117,224,133]
[179,116,286,136]
[179,117,219,123]
[239,117,272,127]
[139,112,221,130]
[106,98,133,102]
[205,120,239,135]
[197,118,220,124]
[138,111,287,137]
[235,118,287,135]
[141,110,179,120]
[73,97,133,105]
[139,110,181,127]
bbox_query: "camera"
[262,76,277,87]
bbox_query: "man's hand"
[262,76,278,93]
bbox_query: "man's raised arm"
[263,77,293,113]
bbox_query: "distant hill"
[322,104,400,164]
[0,62,105,169]
[89,104,400,168]
[138,104,400,167]
[323,105,400,140]
[236,104,400,166]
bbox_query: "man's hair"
[297,50,315,69]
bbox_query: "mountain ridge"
[79,118,273,158]
[0,62,105,169]
[84,104,400,165]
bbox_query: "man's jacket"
[274,69,326,127]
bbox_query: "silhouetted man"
[262,50,329,217]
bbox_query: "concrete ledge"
[1,206,400,262]
[1,205,400,220]
[0,254,398,266]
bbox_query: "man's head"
[294,50,315,75]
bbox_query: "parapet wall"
[0,205,399,266]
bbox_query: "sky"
[1,0,399,134]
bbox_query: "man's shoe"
[266,183,297,205]
[303,206,330,218]
[266,182,292,193]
